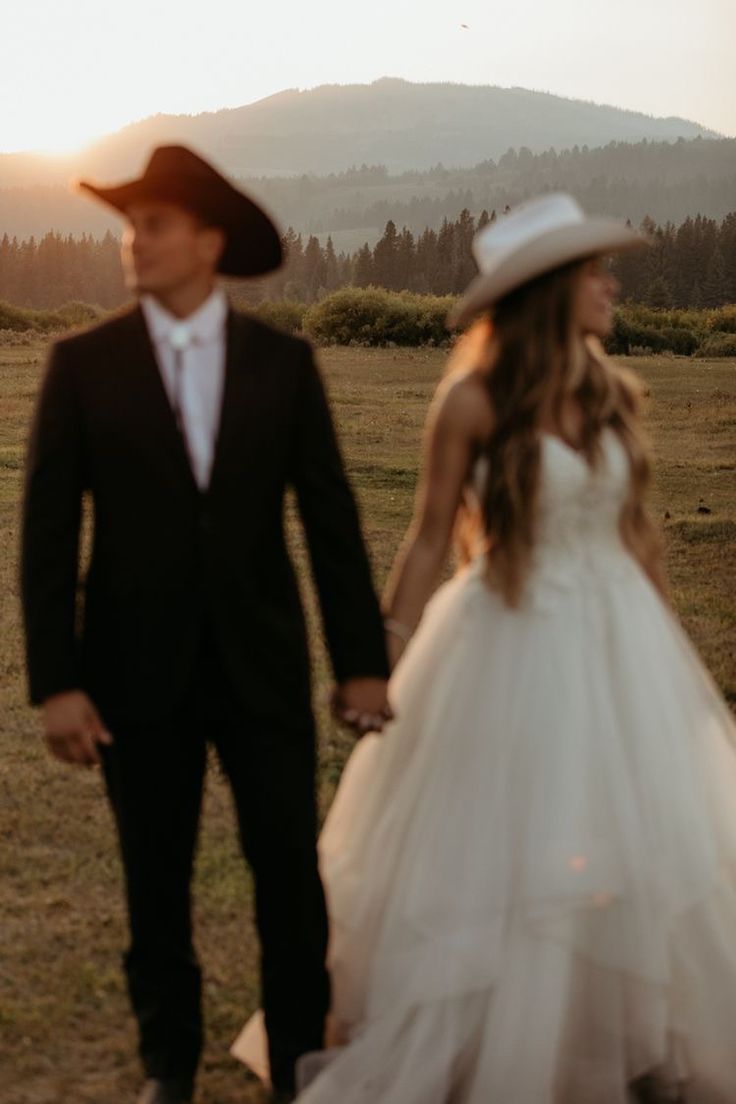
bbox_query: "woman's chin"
[583,316,613,341]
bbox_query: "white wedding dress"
[233,429,736,1103]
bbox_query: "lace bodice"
[467,430,639,608]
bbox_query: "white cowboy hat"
[449,193,648,328]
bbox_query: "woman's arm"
[382,373,492,668]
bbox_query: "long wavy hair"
[451,259,666,605]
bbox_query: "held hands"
[41,690,113,767]
[331,677,393,738]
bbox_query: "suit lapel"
[117,304,258,497]
[207,308,258,492]
[120,305,201,497]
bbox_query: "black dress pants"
[100,625,330,1092]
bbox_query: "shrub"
[0,328,58,345]
[606,309,704,356]
[253,300,307,335]
[657,326,700,356]
[0,299,104,332]
[705,305,736,335]
[54,301,104,326]
[606,315,670,355]
[697,333,736,357]
[303,287,456,346]
[0,301,54,332]
[605,313,634,355]
[622,304,705,332]
[616,303,736,341]
[413,294,457,345]
[628,345,655,357]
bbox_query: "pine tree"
[303,235,327,302]
[17,237,38,305]
[324,236,339,291]
[336,249,352,288]
[96,231,125,308]
[646,275,672,309]
[720,213,736,303]
[282,230,306,302]
[435,219,454,295]
[702,247,727,307]
[453,208,477,292]
[353,243,374,288]
[395,228,415,291]
[0,233,12,301]
[413,228,437,294]
[372,220,400,289]
[270,227,302,300]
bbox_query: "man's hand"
[41,690,113,767]
[331,677,393,737]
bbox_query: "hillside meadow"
[0,339,734,1103]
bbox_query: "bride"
[235,194,736,1103]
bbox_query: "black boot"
[136,1077,194,1104]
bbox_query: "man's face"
[121,201,225,296]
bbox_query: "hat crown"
[473,194,586,272]
[144,145,217,181]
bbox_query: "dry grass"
[0,343,734,1103]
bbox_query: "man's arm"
[290,344,390,731]
[20,340,111,763]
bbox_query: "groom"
[20,145,390,1104]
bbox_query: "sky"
[2,0,734,154]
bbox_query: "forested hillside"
[1,136,734,246]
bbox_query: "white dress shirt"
[141,288,228,490]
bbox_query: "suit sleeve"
[20,340,86,704]
[291,344,389,683]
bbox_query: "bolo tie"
[168,322,192,442]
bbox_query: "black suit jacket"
[21,305,389,727]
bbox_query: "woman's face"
[572,256,620,339]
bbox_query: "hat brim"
[448,219,648,329]
[77,176,283,278]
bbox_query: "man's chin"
[126,270,168,297]
[128,277,155,297]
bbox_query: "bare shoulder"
[432,369,494,439]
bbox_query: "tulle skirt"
[234,556,736,1102]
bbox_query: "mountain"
[0,80,729,247]
[0,77,721,189]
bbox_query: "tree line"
[1,207,735,313]
[0,231,126,310]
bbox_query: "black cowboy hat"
[78,145,283,277]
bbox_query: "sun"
[2,118,118,157]
[0,95,143,157]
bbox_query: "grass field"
[1,341,734,1104]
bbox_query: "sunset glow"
[3,0,735,157]
[2,115,129,156]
